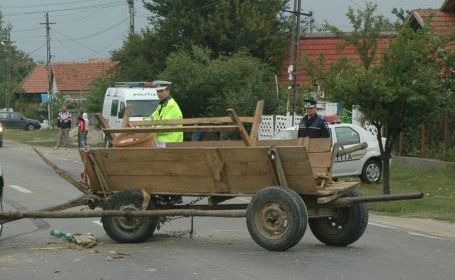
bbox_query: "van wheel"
[27,124,35,131]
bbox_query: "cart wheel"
[246,186,308,251]
[101,192,158,243]
[309,189,368,246]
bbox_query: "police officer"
[150,81,183,144]
[149,81,184,204]
[298,99,330,138]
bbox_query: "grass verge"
[360,164,455,222]
[3,128,78,148]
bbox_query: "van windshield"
[127,100,159,117]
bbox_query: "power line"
[25,42,47,55]
[51,31,84,60]
[2,0,108,9]
[4,2,124,17]
[54,17,128,41]
[52,29,106,54]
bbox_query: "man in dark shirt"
[298,99,330,138]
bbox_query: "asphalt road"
[0,143,454,280]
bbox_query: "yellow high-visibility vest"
[151,97,183,143]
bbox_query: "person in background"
[298,99,330,138]
[55,106,72,149]
[78,112,88,148]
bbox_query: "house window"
[335,127,360,146]
[111,100,119,116]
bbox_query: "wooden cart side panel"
[80,151,101,189]
[276,147,318,194]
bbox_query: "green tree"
[159,46,278,118]
[325,3,441,194]
[112,0,290,80]
[0,12,35,109]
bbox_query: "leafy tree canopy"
[159,46,278,117]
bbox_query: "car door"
[108,99,121,128]
[9,113,25,128]
[331,125,366,176]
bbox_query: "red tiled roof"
[52,59,116,92]
[411,9,455,51]
[280,33,394,85]
[21,64,49,94]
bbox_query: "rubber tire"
[0,201,3,238]
[360,159,382,184]
[26,124,35,131]
[246,186,308,251]
[309,189,368,246]
[101,192,158,243]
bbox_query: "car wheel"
[26,124,35,131]
[360,159,382,184]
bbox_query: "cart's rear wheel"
[102,192,158,243]
[246,186,308,251]
[309,189,368,246]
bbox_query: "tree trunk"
[382,154,391,194]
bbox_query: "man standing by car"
[298,99,330,138]
[55,106,72,149]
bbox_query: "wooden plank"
[122,104,132,128]
[109,175,216,193]
[307,138,332,152]
[268,147,288,187]
[205,149,229,192]
[130,116,255,126]
[227,109,252,146]
[276,146,313,176]
[249,100,264,145]
[312,167,330,174]
[104,125,240,134]
[103,161,211,176]
[94,148,208,162]
[307,152,332,168]
[218,147,269,162]
[257,139,303,147]
[223,161,272,176]
[94,113,113,141]
[285,175,318,194]
[166,141,245,148]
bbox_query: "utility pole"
[41,12,55,127]
[127,0,135,35]
[286,0,312,125]
[1,33,12,111]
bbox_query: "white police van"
[102,82,163,129]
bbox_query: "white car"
[271,123,384,183]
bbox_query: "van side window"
[111,100,119,116]
[335,127,360,146]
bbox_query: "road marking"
[368,222,396,229]
[407,231,445,240]
[92,220,103,226]
[8,185,33,194]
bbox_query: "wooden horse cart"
[0,101,422,251]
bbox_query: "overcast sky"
[0,0,446,63]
